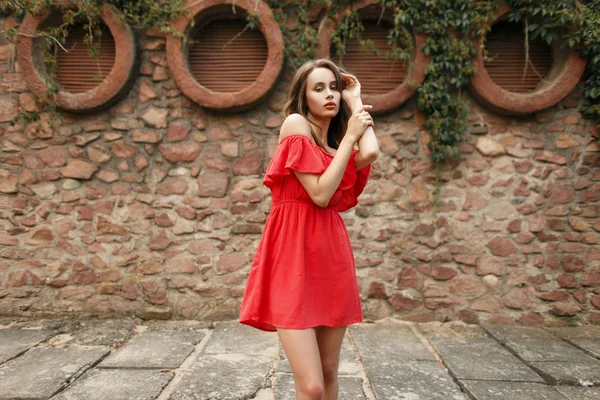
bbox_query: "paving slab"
[485,325,592,362]
[485,326,600,385]
[100,330,205,369]
[418,322,488,338]
[497,339,593,362]
[350,322,436,361]
[530,360,600,385]
[168,352,274,400]
[144,320,213,331]
[428,338,543,382]
[0,317,74,330]
[368,361,468,400]
[0,347,108,399]
[544,326,600,339]
[352,323,465,399]
[203,321,278,355]
[555,386,600,400]
[568,338,600,359]
[460,381,565,400]
[274,373,365,399]
[484,325,556,341]
[67,318,139,347]
[0,317,140,347]
[52,369,174,400]
[277,333,361,376]
[0,328,57,364]
[168,322,278,400]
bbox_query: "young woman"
[239,58,379,399]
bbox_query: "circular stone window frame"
[166,0,284,112]
[16,1,138,113]
[316,0,429,115]
[469,0,586,115]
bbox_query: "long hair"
[282,59,351,150]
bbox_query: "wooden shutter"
[188,18,268,92]
[334,20,407,95]
[54,24,116,93]
[484,21,553,93]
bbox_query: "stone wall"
[0,12,599,326]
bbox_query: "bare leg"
[277,327,324,400]
[315,326,347,400]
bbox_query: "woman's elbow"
[311,194,330,208]
[364,149,379,164]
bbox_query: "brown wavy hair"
[282,59,351,150]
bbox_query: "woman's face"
[305,67,341,119]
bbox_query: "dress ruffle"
[334,149,371,211]
[263,135,327,189]
[263,134,371,210]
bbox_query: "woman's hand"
[341,72,362,108]
[345,105,374,143]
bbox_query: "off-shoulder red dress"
[239,134,371,332]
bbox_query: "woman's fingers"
[359,114,374,127]
[341,72,360,86]
[357,112,373,127]
[360,110,373,124]
[354,106,372,114]
[354,107,372,115]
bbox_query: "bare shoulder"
[279,113,311,142]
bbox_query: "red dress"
[239,134,371,332]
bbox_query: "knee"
[297,379,324,398]
[322,359,339,381]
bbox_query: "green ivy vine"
[241,1,499,208]
[0,0,188,126]
[506,0,600,121]
[258,0,599,208]
[253,1,353,68]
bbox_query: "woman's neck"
[308,113,331,144]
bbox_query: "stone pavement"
[1,317,600,400]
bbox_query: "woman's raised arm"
[341,73,379,170]
[280,114,370,207]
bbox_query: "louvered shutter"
[188,19,268,93]
[484,21,552,93]
[54,24,116,93]
[334,20,406,95]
